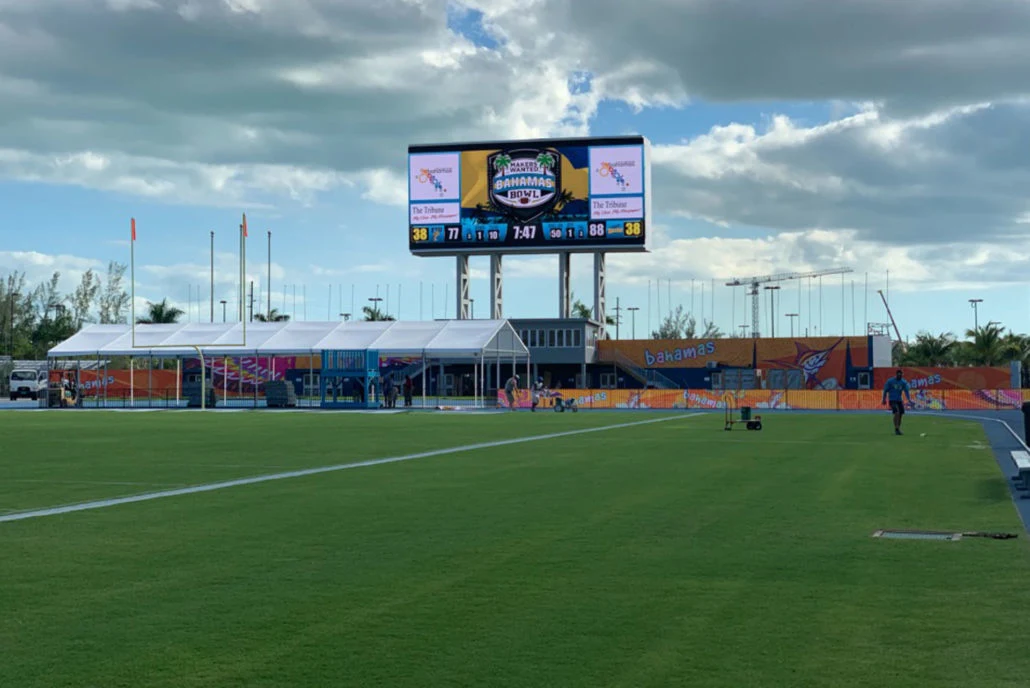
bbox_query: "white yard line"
[10,479,186,487]
[0,414,701,524]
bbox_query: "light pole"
[765,285,780,337]
[340,313,351,322]
[627,306,639,339]
[785,313,799,337]
[220,300,227,323]
[368,296,383,320]
[470,298,475,319]
[740,324,749,337]
[210,231,215,323]
[969,298,983,331]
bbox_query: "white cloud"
[0,0,598,205]
[0,0,1029,298]
[607,230,1030,293]
[648,102,1030,245]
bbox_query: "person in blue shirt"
[882,369,913,435]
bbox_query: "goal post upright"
[129,215,249,410]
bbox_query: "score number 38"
[586,221,643,237]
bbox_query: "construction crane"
[877,289,904,347]
[725,267,854,338]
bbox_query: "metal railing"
[598,349,680,389]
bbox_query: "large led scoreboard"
[408,135,652,255]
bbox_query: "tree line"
[892,327,1029,368]
[4,267,1026,371]
[1,264,130,360]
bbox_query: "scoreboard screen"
[408,135,651,255]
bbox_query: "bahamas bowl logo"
[597,161,630,190]
[488,148,561,222]
[415,167,448,197]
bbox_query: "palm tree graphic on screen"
[493,153,512,172]
[535,151,556,172]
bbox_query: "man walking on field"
[504,374,520,411]
[882,369,913,435]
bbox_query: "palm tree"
[904,331,957,366]
[136,299,183,324]
[362,305,395,322]
[535,152,556,172]
[254,309,289,323]
[493,154,512,172]
[1003,332,1030,365]
[963,323,1009,366]
[570,294,615,326]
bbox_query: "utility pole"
[612,297,622,339]
[248,281,254,322]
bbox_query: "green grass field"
[2,410,1030,687]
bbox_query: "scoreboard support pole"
[558,252,571,318]
[593,252,607,339]
[456,255,471,320]
[490,254,503,319]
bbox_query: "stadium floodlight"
[130,215,250,410]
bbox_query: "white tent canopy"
[48,319,530,360]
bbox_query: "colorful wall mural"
[872,367,1012,391]
[499,388,1030,411]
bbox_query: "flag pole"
[131,218,136,348]
[130,217,136,408]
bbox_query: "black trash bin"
[1022,402,1030,446]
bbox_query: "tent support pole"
[176,358,181,407]
[193,346,206,410]
[129,357,134,408]
[308,354,313,409]
[421,351,427,410]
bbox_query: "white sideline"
[0,413,702,524]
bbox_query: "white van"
[9,368,46,401]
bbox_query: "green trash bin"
[740,406,752,421]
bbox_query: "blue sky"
[0,0,1027,341]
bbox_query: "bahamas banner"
[599,336,869,375]
[873,367,1011,390]
[599,338,750,368]
[498,388,1030,411]
[70,369,179,396]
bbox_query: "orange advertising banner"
[498,388,1026,411]
[754,337,858,390]
[600,336,871,374]
[873,367,1011,391]
[66,369,180,397]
